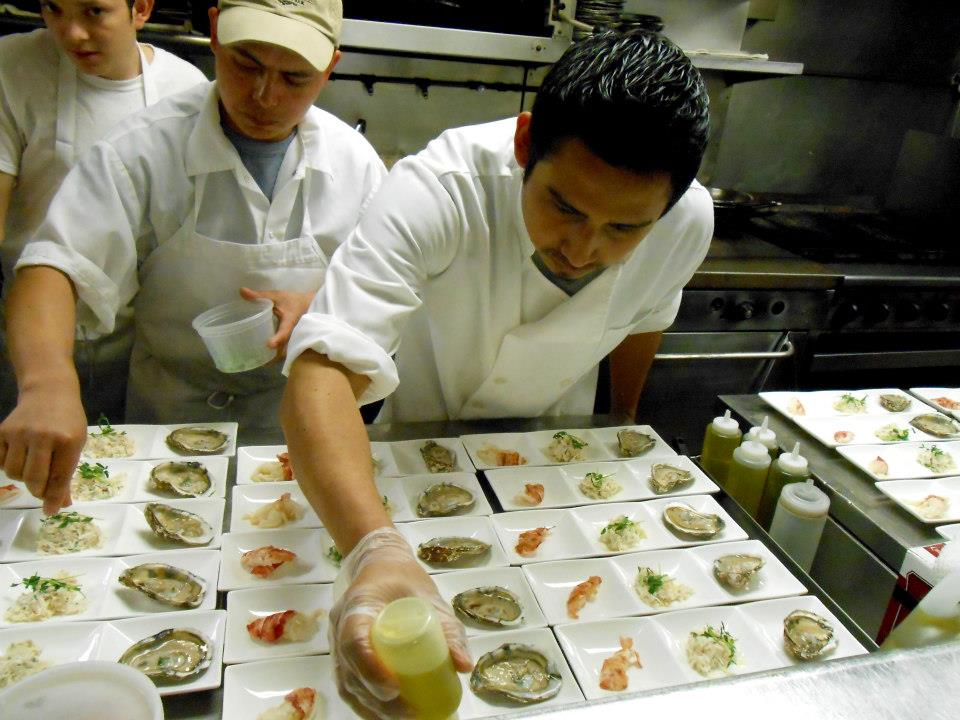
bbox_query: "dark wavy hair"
[527,30,710,210]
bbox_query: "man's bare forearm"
[280,350,391,554]
[6,266,80,394]
[609,331,663,420]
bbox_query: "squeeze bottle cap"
[734,440,771,464]
[711,409,741,435]
[745,416,777,446]
[777,442,809,475]
[780,478,829,518]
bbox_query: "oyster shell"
[416,482,476,517]
[879,394,912,413]
[149,461,212,497]
[649,463,694,494]
[662,503,723,538]
[420,440,458,473]
[144,502,214,546]
[713,554,764,590]
[118,562,206,608]
[119,627,212,683]
[166,427,228,455]
[617,429,655,458]
[783,609,837,661]
[909,413,960,439]
[470,643,562,704]
[417,536,490,565]
[453,586,523,628]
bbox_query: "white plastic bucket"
[192,298,276,373]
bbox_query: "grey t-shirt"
[221,121,296,200]
[531,251,603,295]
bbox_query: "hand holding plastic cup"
[192,298,277,373]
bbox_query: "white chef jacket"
[285,118,713,421]
[18,81,386,423]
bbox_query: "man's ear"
[208,6,220,49]
[132,0,154,29]
[514,111,532,168]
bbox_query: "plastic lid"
[734,440,772,465]
[745,416,777,448]
[779,478,829,518]
[776,441,809,475]
[711,409,741,435]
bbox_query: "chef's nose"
[253,73,280,107]
[64,20,90,43]
[562,225,600,267]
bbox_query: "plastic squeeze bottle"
[725,440,772,517]
[744,416,779,459]
[700,409,742,485]
[757,442,810,529]
[371,597,462,720]
[769,479,830,572]
[881,541,960,650]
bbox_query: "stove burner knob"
[895,301,921,322]
[832,301,860,327]
[731,301,756,321]
[862,301,891,326]
[925,301,951,322]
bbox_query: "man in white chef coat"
[0,0,385,510]
[279,31,712,718]
[0,0,207,421]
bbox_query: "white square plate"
[96,608,226,696]
[487,456,717,511]
[876,477,960,523]
[235,445,296,485]
[218,528,338,590]
[81,422,238,461]
[837,441,960,480]
[223,583,333,664]
[489,509,594,564]
[760,389,914,419]
[396,516,509,575]
[0,557,115,627]
[431,566,547,637]
[0,620,104,682]
[1,504,131,561]
[910,387,960,420]
[229,483,320,532]
[388,438,475,476]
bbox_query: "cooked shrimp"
[240,545,297,578]
[256,686,317,720]
[0,483,20,505]
[247,608,324,643]
[934,396,960,411]
[833,430,854,444]
[522,483,544,505]
[787,398,805,416]
[515,526,551,556]
[243,492,306,529]
[868,456,889,477]
[566,575,602,619]
[277,452,295,481]
[598,635,642,691]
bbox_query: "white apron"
[127,168,327,428]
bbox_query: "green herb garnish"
[12,573,82,595]
[44,511,94,529]
[889,427,910,441]
[640,567,667,596]
[601,516,636,535]
[77,462,109,480]
[585,472,613,489]
[838,394,867,408]
[694,623,737,667]
[553,431,586,449]
[326,546,343,567]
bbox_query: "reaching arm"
[609,330,662,420]
[0,266,87,513]
[0,171,13,246]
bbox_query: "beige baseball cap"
[217,0,342,72]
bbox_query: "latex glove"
[239,286,315,361]
[0,384,85,514]
[329,526,472,719]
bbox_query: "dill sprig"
[553,431,586,449]
[601,516,636,535]
[77,462,110,480]
[694,623,737,667]
[43,511,94,529]
[13,573,82,595]
[585,472,614,489]
[639,567,667,595]
[326,546,343,567]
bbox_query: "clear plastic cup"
[192,297,277,373]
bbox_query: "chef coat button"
[560,378,573,387]
[494,377,507,385]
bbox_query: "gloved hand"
[329,526,472,719]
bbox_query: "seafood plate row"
[556,595,868,700]
[0,608,226,696]
[0,550,220,628]
[875,478,960,524]
[462,425,675,470]
[80,422,238,461]
[760,389,916,419]
[1,457,229,509]
[910,387,960,421]
[837,441,960,481]
[792,412,960,449]
[0,499,225,562]
[487,456,718,511]
[229,473,492,532]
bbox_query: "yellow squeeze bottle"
[700,409,742,485]
[757,441,809,529]
[371,597,462,720]
[725,440,772,517]
[744,416,779,459]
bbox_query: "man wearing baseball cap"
[1,0,385,540]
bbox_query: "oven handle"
[809,348,960,372]
[654,340,795,361]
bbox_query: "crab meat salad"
[71,461,125,501]
[917,445,956,474]
[634,566,694,608]
[686,623,739,677]
[599,515,645,551]
[4,572,86,623]
[37,511,102,554]
[578,471,622,500]
[0,640,50,689]
[546,431,588,462]
[83,414,134,458]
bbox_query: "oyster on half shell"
[453,586,523,628]
[662,503,723,538]
[417,536,490,565]
[879,394,912,413]
[783,609,837,660]
[119,627,212,683]
[909,413,960,439]
[649,463,694,494]
[470,643,562,704]
[713,554,764,590]
[420,441,458,473]
[118,562,206,608]
[617,429,655,458]
[144,502,214,546]
[416,482,476,517]
[149,461,212,497]
[166,427,228,455]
